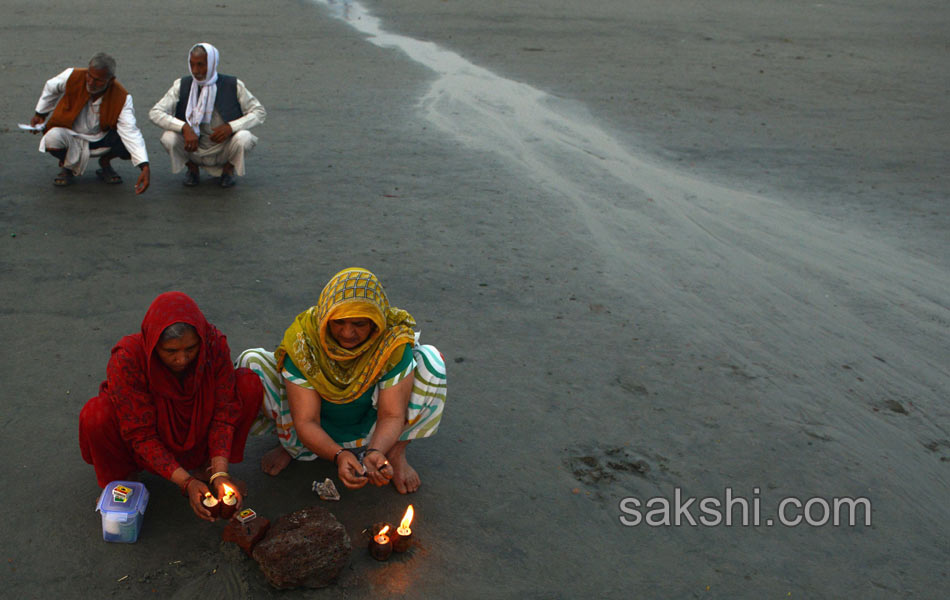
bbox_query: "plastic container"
[96,481,149,543]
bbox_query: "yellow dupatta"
[275,268,416,404]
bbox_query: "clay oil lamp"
[369,525,393,561]
[202,492,221,519]
[392,504,414,553]
[219,483,238,520]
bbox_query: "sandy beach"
[2,0,948,597]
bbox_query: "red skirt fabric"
[79,367,262,488]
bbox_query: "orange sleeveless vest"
[44,68,129,132]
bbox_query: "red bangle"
[180,475,195,496]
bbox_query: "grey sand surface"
[1,0,948,597]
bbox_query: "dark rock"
[251,505,350,589]
[222,515,271,556]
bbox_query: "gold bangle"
[208,471,229,485]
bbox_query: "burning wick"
[369,525,393,561]
[393,504,414,552]
[202,491,221,519]
[219,484,238,520]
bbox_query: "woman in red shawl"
[79,292,262,521]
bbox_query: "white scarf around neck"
[184,43,220,135]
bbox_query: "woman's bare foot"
[261,445,293,476]
[387,442,420,494]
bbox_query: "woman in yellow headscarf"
[238,268,446,494]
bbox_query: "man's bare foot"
[261,445,293,476]
[387,442,420,494]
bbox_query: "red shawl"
[100,292,238,477]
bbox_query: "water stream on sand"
[312,0,950,444]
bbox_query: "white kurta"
[35,68,149,175]
[149,78,266,176]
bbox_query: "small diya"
[391,504,414,553]
[201,492,221,519]
[219,484,238,520]
[369,524,393,561]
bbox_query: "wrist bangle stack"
[208,471,229,485]
[180,475,195,496]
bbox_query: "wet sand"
[2,0,948,597]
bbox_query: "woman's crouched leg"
[227,367,265,464]
[399,344,447,441]
[78,395,139,488]
[236,348,317,462]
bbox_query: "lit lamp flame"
[370,524,393,561]
[202,490,220,518]
[217,482,238,519]
[398,504,414,535]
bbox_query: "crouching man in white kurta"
[29,52,150,194]
[149,43,266,189]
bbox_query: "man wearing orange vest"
[29,53,150,194]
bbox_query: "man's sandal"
[219,172,236,188]
[96,165,123,184]
[53,168,74,187]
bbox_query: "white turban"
[184,42,220,136]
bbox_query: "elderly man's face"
[85,67,112,95]
[189,51,208,81]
